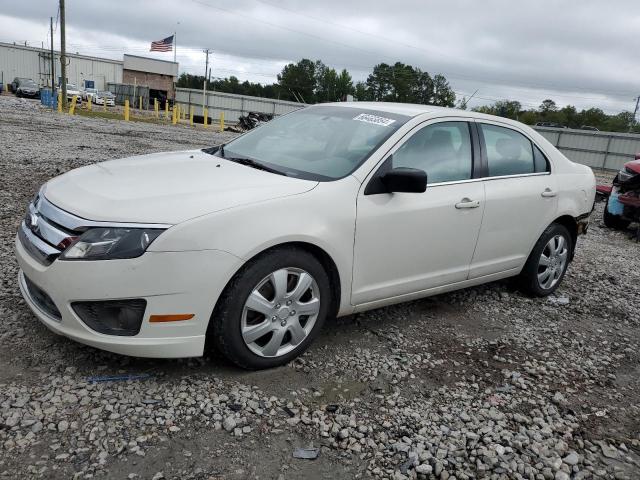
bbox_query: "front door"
[352,120,485,305]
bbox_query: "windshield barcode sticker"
[353,113,396,127]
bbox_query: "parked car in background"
[65,84,82,102]
[599,153,640,234]
[93,91,115,106]
[10,77,31,93]
[580,125,599,131]
[82,87,98,102]
[11,78,39,98]
[15,79,40,98]
[15,103,596,369]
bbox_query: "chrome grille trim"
[18,221,60,266]
[26,202,73,248]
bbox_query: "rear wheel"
[208,248,330,370]
[519,223,572,296]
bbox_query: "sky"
[1,0,639,114]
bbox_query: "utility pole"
[202,48,209,121]
[630,96,640,133]
[50,17,55,94]
[59,0,67,109]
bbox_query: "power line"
[192,0,637,97]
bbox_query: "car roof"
[321,101,523,126]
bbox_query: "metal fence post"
[602,135,613,171]
[555,131,562,148]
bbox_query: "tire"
[603,201,630,230]
[208,247,331,370]
[518,223,572,297]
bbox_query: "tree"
[362,63,453,106]
[539,99,558,113]
[354,81,370,101]
[335,69,354,100]
[277,59,317,103]
[431,74,455,107]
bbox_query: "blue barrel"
[40,88,57,109]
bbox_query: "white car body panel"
[43,150,317,224]
[15,102,596,358]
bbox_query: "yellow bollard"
[165,100,169,119]
[103,96,107,112]
[139,95,142,110]
[69,95,77,115]
[124,99,130,121]
[87,96,92,111]
[203,108,208,128]
[219,112,225,132]
[154,98,158,118]
[189,106,194,126]
[57,92,62,113]
[172,105,177,125]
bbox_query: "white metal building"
[0,42,123,90]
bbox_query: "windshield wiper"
[225,156,287,176]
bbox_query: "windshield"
[67,84,77,90]
[24,81,37,88]
[220,106,409,181]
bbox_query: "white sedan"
[15,103,595,369]
[92,91,115,106]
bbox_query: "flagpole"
[173,31,176,63]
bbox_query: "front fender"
[149,177,361,316]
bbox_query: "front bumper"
[16,234,242,358]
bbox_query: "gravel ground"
[0,95,639,480]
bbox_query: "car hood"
[42,150,318,224]
[625,159,640,175]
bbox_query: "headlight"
[60,227,164,260]
[618,169,634,183]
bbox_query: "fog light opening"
[72,299,146,336]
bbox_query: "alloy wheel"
[537,234,568,290]
[241,268,320,358]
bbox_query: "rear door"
[469,121,558,279]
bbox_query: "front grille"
[19,195,79,266]
[23,275,61,321]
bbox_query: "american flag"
[150,35,174,52]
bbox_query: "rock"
[223,417,236,432]
[563,451,579,466]
[57,421,69,432]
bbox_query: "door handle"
[541,188,557,198]
[455,198,480,209]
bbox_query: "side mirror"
[381,167,427,193]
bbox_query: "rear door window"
[480,124,536,177]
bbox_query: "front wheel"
[208,248,331,370]
[518,223,572,296]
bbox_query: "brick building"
[122,55,178,104]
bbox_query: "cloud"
[1,0,639,113]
